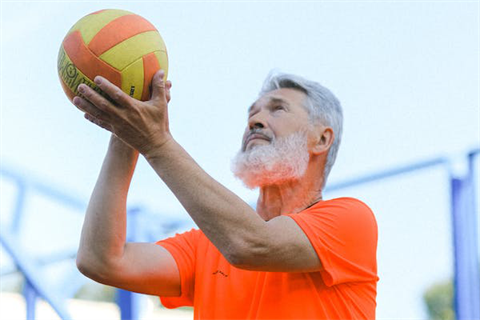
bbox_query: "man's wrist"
[143,137,179,163]
[109,134,139,157]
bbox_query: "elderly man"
[75,70,379,319]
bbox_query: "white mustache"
[242,130,273,151]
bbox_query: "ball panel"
[68,9,132,45]
[58,45,99,100]
[121,58,145,100]
[88,14,157,56]
[99,31,166,70]
[89,9,108,15]
[63,30,122,88]
[140,52,161,101]
[154,50,169,80]
[59,73,77,103]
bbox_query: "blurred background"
[1,1,479,319]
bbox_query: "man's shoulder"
[310,196,370,208]
[326,197,372,210]
[306,197,376,222]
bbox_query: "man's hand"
[73,70,173,158]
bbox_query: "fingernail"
[159,70,165,77]
[94,77,102,85]
[73,97,80,106]
[78,85,85,93]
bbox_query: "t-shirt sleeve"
[287,198,379,287]
[155,228,202,308]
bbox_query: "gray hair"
[259,71,343,189]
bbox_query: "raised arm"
[73,72,322,273]
[75,89,180,297]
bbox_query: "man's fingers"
[77,84,118,116]
[93,76,133,108]
[150,70,166,102]
[165,80,172,103]
[73,95,112,122]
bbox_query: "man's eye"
[274,105,285,111]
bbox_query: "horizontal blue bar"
[326,157,449,192]
[0,165,86,212]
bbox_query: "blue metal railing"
[325,156,449,192]
[1,148,479,319]
[0,165,87,320]
[0,164,193,320]
[451,150,480,320]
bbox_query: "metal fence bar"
[451,150,480,320]
[451,176,480,319]
[1,165,88,319]
[11,180,26,233]
[326,157,448,192]
[0,249,77,277]
[0,166,86,212]
[24,280,37,320]
[117,289,145,320]
[0,229,72,320]
[117,207,145,320]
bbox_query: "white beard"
[231,130,310,189]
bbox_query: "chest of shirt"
[191,239,330,318]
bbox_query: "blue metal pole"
[451,152,480,319]
[11,180,26,233]
[326,157,447,192]
[23,280,37,320]
[117,207,143,320]
[117,289,145,320]
[0,230,72,320]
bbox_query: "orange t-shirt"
[157,197,379,319]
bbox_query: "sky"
[1,1,479,319]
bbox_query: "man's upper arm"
[99,242,181,297]
[232,215,323,272]
[268,215,324,271]
[233,199,378,282]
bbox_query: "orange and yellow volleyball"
[57,9,168,102]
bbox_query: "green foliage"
[423,280,455,320]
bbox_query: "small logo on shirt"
[212,270,229,277]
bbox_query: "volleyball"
[57,9,168,103]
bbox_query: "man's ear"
[311,127,334,155]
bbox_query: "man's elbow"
[76,255,93,278]
[224,241,269,270]
[76,251,98,280]
[76,251,115,283]
[224,250,244,268]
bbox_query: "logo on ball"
[66,63,77,79]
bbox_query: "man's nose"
[248,110,267,130]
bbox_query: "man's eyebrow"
[247,97,290,113]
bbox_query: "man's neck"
[256,163,324,221]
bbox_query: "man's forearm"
[145,139,266,264]
[77,135,139,275]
